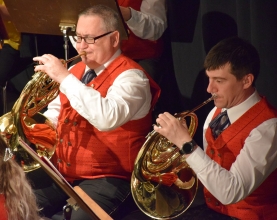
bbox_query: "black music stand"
[0,14,9,114]
[18,137,112,220]
[4,0,128,60]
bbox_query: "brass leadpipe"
[175,93,217,119]
[61,51,86,64]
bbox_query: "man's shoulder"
[111,54,145,71]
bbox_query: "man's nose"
[79,39,88,48]
[207,81,215,94]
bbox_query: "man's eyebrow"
[75,32,90,36]
[212,77,227,80]
[205,74,226,80]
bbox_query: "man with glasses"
[32,5,160,220]
[69,0,167,83]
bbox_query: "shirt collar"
[85,49,121,76]
[226,89,261,124]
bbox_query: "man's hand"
[153,112,192,149]
[33,54,70,84]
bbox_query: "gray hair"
[79,5,120,32]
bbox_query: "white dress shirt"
[69,0,167,48]
[44,50,152,131]
[126,0,167,40]
[186,90,277,205]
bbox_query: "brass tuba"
[131,95,216,219]
[0,52,86,172]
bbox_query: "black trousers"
[30,169,137,220]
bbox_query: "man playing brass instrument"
[154,37,277,219]
[33,5,160,220]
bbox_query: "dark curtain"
[163,0,277,145]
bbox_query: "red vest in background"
[204,97,277,219]
[53,54,160,182]
[0,194,8,220]
[118,0,164,60]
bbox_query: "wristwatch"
[179,140,197,155]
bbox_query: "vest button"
[217,153,221,157]
[57,158,62,163]
[66,162,71,167]
[210,149,214,155]
[60,139,63,143]
[64,118,69,123]
[207,198,211,202]
[215,201,219,206]
[68,142,72,146]
[73,121,78,126]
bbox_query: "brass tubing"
[175,93,216,118]
[62,51,86,64]
[131,95,217,219]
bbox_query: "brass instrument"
[0,52,86,172]
[131,94,216,219]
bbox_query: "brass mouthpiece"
[211,93,217,99]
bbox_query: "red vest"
[204,97,277,219]
[0,194,8,220]
[53,54,160,182]
[118,0,164,60]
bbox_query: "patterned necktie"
[209,110,230,139]
[81,69,97,84]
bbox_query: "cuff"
[125,7,138,26]
[186,147,210,174]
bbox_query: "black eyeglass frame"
[73,31,115,44]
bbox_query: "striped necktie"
[209,110,230,139]
[81,69,97,84]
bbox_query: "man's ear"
[243,73,254,89]
[112,31,120,47]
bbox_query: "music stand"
[4,0,128,60]
[18,137,112,220]
[0,14,8,113]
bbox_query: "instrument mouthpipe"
[61,51,86,64]
[175,93,217,118]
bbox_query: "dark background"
[8,0,277,145]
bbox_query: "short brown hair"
[204,37,260,85]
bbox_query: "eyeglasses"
[73,31,115,44]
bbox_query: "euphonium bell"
[131,94,216,219]
[0,52,86,172]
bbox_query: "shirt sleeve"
[126,0,167,40]
[53,69,151,131]
[187,118,277,205]
[43,94,61,128]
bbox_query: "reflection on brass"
[131,95,216,219]
[0,52,86,172]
